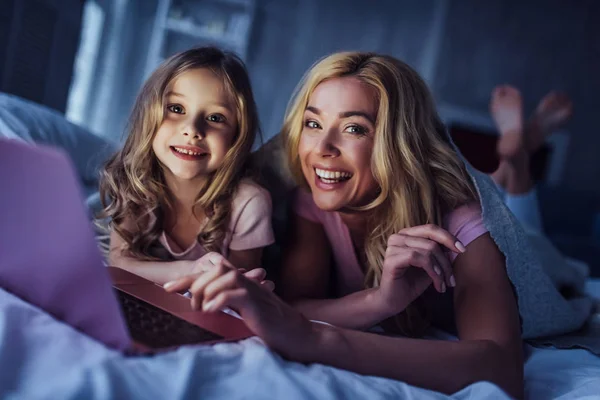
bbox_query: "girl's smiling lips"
[170,145,209,160]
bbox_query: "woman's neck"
[339,211,369,247]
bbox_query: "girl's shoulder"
[231,178,272,216]
[235,178,272,202]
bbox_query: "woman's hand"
[375,224,466,314]
[164,262,315,359]
[183,252,275,291]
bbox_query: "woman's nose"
[315,129,341,158]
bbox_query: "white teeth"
[174,147,203,156]
[315,168,352,181]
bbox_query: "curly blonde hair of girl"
[99,47,260,260]
[283,52,478,336]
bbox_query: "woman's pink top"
[293,189,488,295]
[159,180,275,260]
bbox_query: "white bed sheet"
[1,285,599,400]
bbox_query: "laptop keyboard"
[116,290,223,348]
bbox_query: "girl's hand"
[375,224,466,314]
[185,252,275,292]
[164,263,315,359]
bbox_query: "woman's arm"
[281,213,390,328]
[297,233,524,398]
[108,229,194,285]
[166,232,523,398]
[282,216,457,329]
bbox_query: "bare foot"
[489,85,532,194]
[527,91,573,152]
[489,85,525,161]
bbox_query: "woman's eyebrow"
[339,111,375,124]
[306,106,374,124]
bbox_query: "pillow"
[0,92,117,188]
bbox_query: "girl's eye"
[167,104,185,114]
[345,124,367,135]
[305,120,321,129]
[207,114,226,123]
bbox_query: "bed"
[1,284,599,400]
[1,93,600,399]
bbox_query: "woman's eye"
[167,104,185,114]
[346,124,367,135]
[305,120,321,129]
[207,114,226,123]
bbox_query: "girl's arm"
[228,248,263,272]
[281,213,394,329]
[108,229,194,285]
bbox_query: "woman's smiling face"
[298,76,380,212]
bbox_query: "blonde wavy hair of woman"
[283,52,477,336]
[100,47,260,260]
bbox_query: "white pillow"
[0,92,117,187]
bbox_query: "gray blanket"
[466,164,599,354]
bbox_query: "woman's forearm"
[291,288,397,330]
[296,325,523,399]
[109,255,191,285]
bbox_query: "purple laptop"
[0,139,251,352]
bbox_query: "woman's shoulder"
[443,202,488,248]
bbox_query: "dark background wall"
[433,0,600,195]
[2,0,599,270]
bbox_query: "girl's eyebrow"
[166,91,185,98]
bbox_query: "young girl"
[100,47,275,288]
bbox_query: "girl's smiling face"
[298,76,380,212]
[152,68,238,185]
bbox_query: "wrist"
[174,260,195,280]
[366,287,401,320]
[291,322,341,364]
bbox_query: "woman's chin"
[311,192,348,212]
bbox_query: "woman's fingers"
[388,235,454,288]
[188,263,235,309]
[202,269,244,308]
[398,225,466,254]
[386,249,446,293]
[260,280,275,292]
[163,274,200,293]
[203,288,249,313]
[243,268,267,282]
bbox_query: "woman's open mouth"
[314,167,353,189]
[170,146,208,161]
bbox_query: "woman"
[166,52,524,398]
